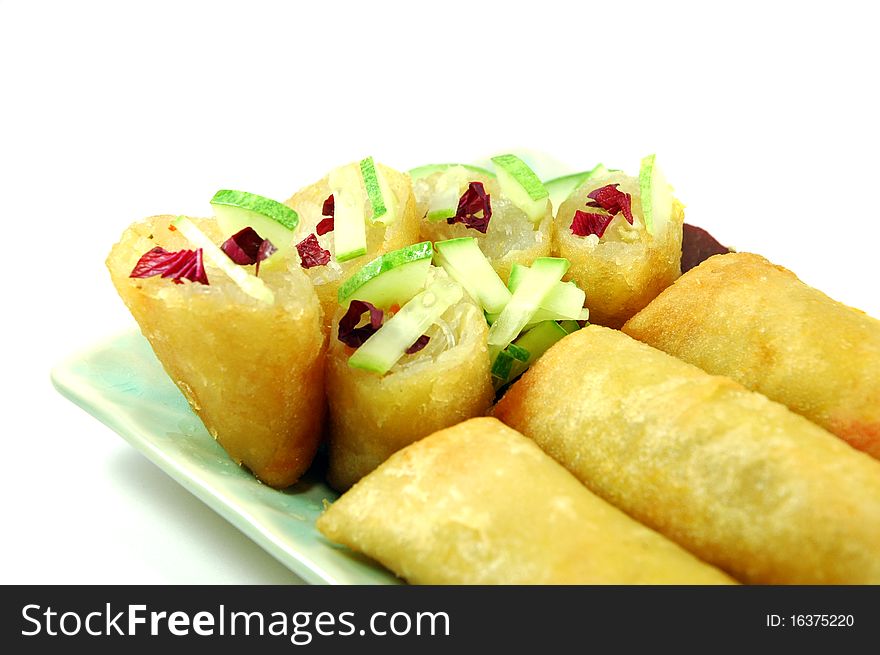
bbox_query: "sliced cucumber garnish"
[210,190,299,259]
[337,242,434,309]
[423,165,472,222]
[487,257,569,358]
[639,154,673,235]
[558,319,582,334]
[360,156,397,225]
[348,277,463,374]
[491,154,549,223]
[508,320,569,380]
[328,163,368,262]
[172,216,274,304]
[508,263,585,320]
[434,237,511,314]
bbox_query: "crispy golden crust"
[552,173,684,328]
[622,252,880,460]
[106,215,326,488]
[494,326,880,584]
[318,418,735,584]
[325,301,493,491]
[285,162,420,328]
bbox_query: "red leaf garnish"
[447,181,492,233]
[296,233,331,269]
[338,300,384,348]
[405,335,430,354]
[130,247,208,285]
[587,184,633,224]
[681,224,730,273]
[570,211,616,238]
[221,228,277,276]
[317,195,335,235]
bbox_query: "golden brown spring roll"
[318,418,735,584]
[494,326,880,584]
[622,252,880,460]
[107,215,326,488]
[326,273,493,491]
[552,170,684,328]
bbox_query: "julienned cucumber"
[171,216,274,304]
[508,264,585,320]
[525,306,588,330]
[210,189,299,260]
[329,164,368,262]
[423,165,475,222]
[638,154,672,235]
[508,320,569,380]
[337,242,434,309]
[348,277,463,375]
[491,154,549,223]
[434,238,511,314]
[360,156,397,225]
[487,257,569,358]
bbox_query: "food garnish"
[447,182,492,233]
[586,184,634,224]
[491,154,550,223]
[296,234,332,269]
[130,247,208,285]
[405,335,430,354]
[210,189,299,260]
[681,224,729,272]
[338,300,384,348]
[570,210,617,238]
[220,227,277,275]
[337,242,434,309]
[317,195,335,235]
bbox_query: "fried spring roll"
[285,161,420,327]
[494,326,880,584]
[623,252,880,460]
[107,215,326,488]
[552,170,684,327]
[326,278,493,491]
[318,418,735,584]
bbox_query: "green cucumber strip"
[329,164,368,262]
[524,305,589,330]
[506,342,530,362]
[638,154,673,235]
[558,319,581,334]
[423,165,473,222]
[171,216,274,304]
[337,242,434,309]
[491,154,549,223]
[360,156,397,225]
[434,237,511,314]
[508,320,569,380]
[409,162,495,181]
[487,257,569,359]
[348,277,463,375]
[491,350,515,381]
[210,190,299,259]
[509,264,585,320]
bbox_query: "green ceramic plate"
[51,330,399,585]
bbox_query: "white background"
[1,0,878,584]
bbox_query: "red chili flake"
[338,300,384,348]
[447,181,492,233]
[405,335,430,354]
[570,211,616,238]
[681,223,730,273]
[586,184,633,224]
[296,233,331,269]
[221,227,277,275]
[130,247,208,285]
[317,195,335,235]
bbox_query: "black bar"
[3,586,876,653]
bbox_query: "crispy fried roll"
[107,215,326,488]
[318,418,735,584]
[495,326,880,584]
[623,252,880,459]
